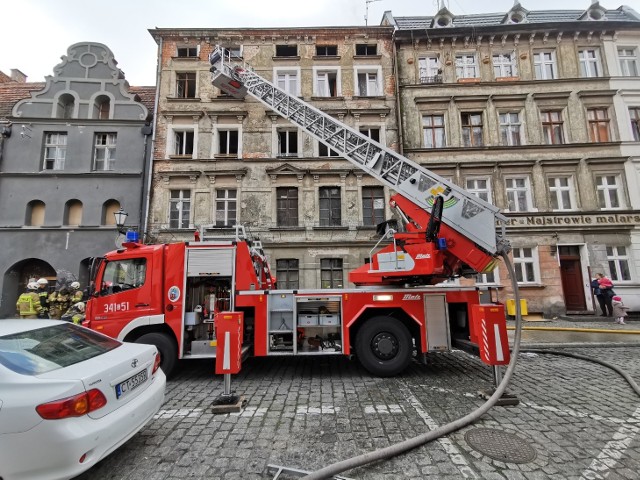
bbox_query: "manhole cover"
[464,428,537,464]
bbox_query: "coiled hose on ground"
[303,255,640,480]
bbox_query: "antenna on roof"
[365,0,382,26]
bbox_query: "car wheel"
[355,316,413,377]
[137,332,177,377]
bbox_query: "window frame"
[355,44,377,56]
[512,247,540,284]
[492,52,517,78]
[618,47,639,77]
[353,66,382,97]
[213,125,241,157]
[606,246,632,282]
[274,67,301,96]
[276,187,299,227]
[93,133,117,171]
[595,174,624,210]
[629,107,640,141]
[214,189,237,227]
[319,186,342,227]
[455,53,479,79]
[176,46,199,58]
[171,128,195,158]
[175,72,197,98]
[169,189,191,229]
[313,66,341,97]
[587,107,611,142]
[533,50,558,80]
[316,45,338,56]
[43,132,67,171]
[418,56,442,83]
[498,111,523,146]
[422,114,446,148]
[541,110,565,145]
[504,176,535,212]
[465,177,493,204]
[547,176,576,211]
[320,258,343,288]
[578,48,603,78]
[361,186,385,227]
[460,112,484,147]
[276,128,300,158]
[276,259,300,289]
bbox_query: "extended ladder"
[210,47,509,257]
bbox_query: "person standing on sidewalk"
[591,276,607,316]
[596,273,614,317]
[611,296,630,325]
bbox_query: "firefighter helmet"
[37,278,49,285]
[27,282,39,290]
[70,281,80,290]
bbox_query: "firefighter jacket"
[70,290,84,304]
[38,289,49,316]
[48,291,71,319]
[62,302,85,325]
[16,292,42,317]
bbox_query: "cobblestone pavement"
[74,335,640,480]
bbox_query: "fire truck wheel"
[355,317,412,377]
[137,333,177,376]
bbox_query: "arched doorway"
[2,258,56,318]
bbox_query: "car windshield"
[0,323,121,375]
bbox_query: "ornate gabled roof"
[0,82,45,119]
[386,5,640,31]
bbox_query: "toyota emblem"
[131,359,139,368]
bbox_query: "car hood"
[37,342,159,419]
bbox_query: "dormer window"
[587,9,605,21]
[580,2,607,21]
[508,11,526,24]
[502,4,529,25]
[435,16,452,28]
[432,7,454,28]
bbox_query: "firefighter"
[36,278,50,319]
[69,281,84,303]
[16,282,42,319]
[61,301,85,325]
[48,286,71,320]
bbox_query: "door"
[559,246,586,311]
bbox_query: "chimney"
[10,69,27,83]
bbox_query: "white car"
[0,319,166,480]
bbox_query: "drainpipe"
[391,28,404,156]
[142,35,163,239]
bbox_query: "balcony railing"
[419,75,443,85]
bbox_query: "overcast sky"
[0,0,634,85]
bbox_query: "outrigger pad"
[211,394,246,414]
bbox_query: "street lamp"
[113,208,128,235]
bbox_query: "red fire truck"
[84,48,511,377]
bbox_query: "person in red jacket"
[596,273,614,317]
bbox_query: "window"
[419,56,442,83]
[64,200,83,226]
[316,45,337,56]
[493,52,517,78]
[169,190,190,229]
[314,68,339,97]
[629,107,640,141]
[355,68,381,96]
[619,48,639,77]
[321,258,343,288]
[318,142,340,157]
[505,177,533,212]
[596,175,623,209]
[476,270,499,285]
[465,178,492,203]
[275,45,297,57]
[43,132,67,170]
[422,114,446,148]
[512,247,538,284]
[319,187,341,226]
[606,246,631,282]
[499,112,522,146]
[276,187,298,227]
[102,200,120,226]
[359,127,380,142]
[26,200,45,226]
[355,44,377,56]
[455,54,478,79]
[362,186,385,227]
[276,259,299,289]
[587,108,610,142]
[461,113,484,147]
[277,129,298,157]
[215,189,237,227]
[541,111,565,144]
[93,133,117,170]
[548,177,575,211]
[173,130,194,157]
[227,46,242,58]
[56,94,75,119]
[217,129,239,156]
[578,49,602,78]
[533,51,557,80]
[276,69,299,95]
[176,72,196,98]
[94,95,110,119]
[177,46,198,58]
[102,258,147,293]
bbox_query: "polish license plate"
[115,369,148,399]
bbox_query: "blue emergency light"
[125,230,139,243]
[437,238,447,250]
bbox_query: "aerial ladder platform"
[209,47,510,285]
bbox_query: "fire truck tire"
[355,317,412,377]
[137,333,177,376]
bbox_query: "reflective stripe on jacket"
[16,292,41,316]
